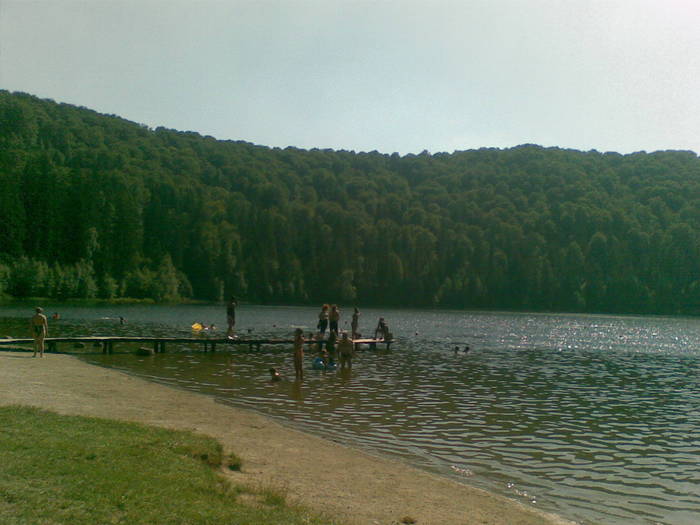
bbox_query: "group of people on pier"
[315,304,390,341]
[287,304,392,380]
[24,299,388,384]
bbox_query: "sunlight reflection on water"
[2,304,699,525]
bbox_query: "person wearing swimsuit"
[351,307,360,339]
[30,307,48,358]
[293,328,304,380]
[226,296,238,338]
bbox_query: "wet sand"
[0,351,575,525]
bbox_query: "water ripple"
[4,305,697,525]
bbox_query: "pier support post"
[102,341,108,354]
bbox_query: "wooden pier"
[0,335,393,354]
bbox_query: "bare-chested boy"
[338,332,354,370]
[30,307,48,357]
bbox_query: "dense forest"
[1,90,700,315]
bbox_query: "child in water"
[293,328,304,380]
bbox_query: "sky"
[2,0,700,156]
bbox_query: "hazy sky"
[2,0,700,155]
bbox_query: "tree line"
[2,90,700,315]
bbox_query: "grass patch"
[226,452,243,472]
[0,405,338,524]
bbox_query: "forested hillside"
[2,90,700,314]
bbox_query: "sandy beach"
[0,351,574,525]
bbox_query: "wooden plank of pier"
[0,336,393,354]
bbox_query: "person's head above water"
[35,307,43,313]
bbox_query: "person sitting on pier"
[374,317,389,340]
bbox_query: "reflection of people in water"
[290,378,303,401]
[30,307,48,358]
[51,312,60,320]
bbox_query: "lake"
[1,304,698,525]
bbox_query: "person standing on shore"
[351,307,360,339]
[226,296,238,338]
[293,328,305,380]
[30,307,48,358]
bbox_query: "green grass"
[0,406,338,525]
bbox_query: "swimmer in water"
[293,328,304,380]
[269,368,282,382]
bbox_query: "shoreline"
[0,351,575,525]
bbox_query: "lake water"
[1,304,698,525]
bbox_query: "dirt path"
[0,352,575,525]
